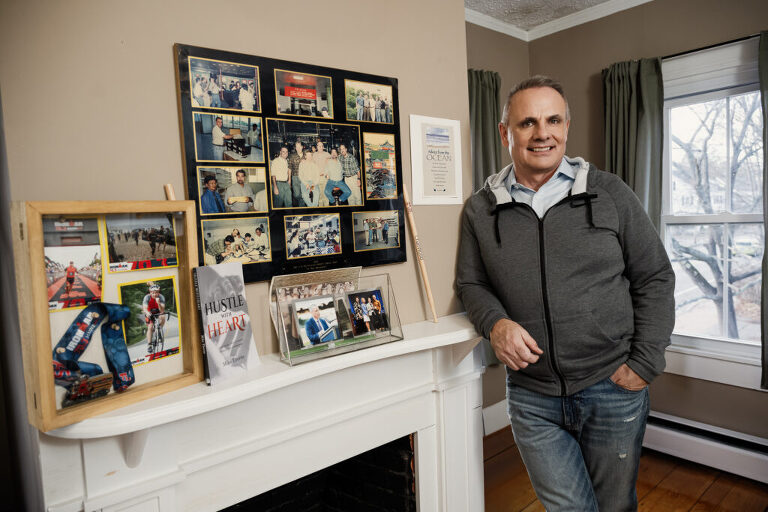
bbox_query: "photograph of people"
[352,211,399,251]
[345,80,393,124]
[346,288,388,336]
[105,214,178,272]
[202,218,271,265]
[274,70,333,118]
[194,113,263,163]
[188,57,260,113]
[44,246,102,310]
[197,167,268,215]
[266,119,363,207]
[284,214,341,260]
[118,277,181,365]
[293,296,339,347]
[363,132,397,199]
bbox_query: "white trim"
[526,0,654,40]
[643,422,768,484]
[482,399,509,436]
[466,0,654,42]
[649,410,768,447]
[465,8,529,41]
[664,346,766,391]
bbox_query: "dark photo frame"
[175,44,406,283]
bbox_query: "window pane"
[666,224,724,338]
[728,223,764,342]
[669,99,727,215]
[729,91,764,213]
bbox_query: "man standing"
[338,143,362,205]
[271,146,291,208]
[455,76,675,512]
[209,75,221,108]
[356,92,365,121]
[288,140,306,207]
[200,175,226,214]
[225,169,256,212]
[211,116,232,161]
[305,306,331,345]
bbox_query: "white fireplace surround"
[35,313,485,512]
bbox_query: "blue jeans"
[324,179,351,203]
[506,375,648,512]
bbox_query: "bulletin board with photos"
[12,201,203,432]
[174,44,406,284]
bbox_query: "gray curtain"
[468,70,503,191]
[759,31,768,389]
[603,58,664,229]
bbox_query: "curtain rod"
[662,33,760,60]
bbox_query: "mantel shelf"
[45,313,480,440]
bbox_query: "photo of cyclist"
[142,283,166,352]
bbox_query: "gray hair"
[500,75,570,126]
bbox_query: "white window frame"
[660,37,765,391]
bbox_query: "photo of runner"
[43,216,102,311]
[118,277,181,365]
[105,214,178,272]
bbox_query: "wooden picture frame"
[11,201,203,432]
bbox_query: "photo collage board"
[174,44,407,283]
[44,213,185,410]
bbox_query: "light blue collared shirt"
[506,158,576,218]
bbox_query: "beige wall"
[465,22,530,168]
[468,0,768,435]
[0,0,472,356]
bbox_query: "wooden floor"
[484,428,768,511]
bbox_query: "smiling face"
[499,86,569,183]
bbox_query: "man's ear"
[498,122,509,147]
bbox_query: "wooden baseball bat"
[164,184,177,200]
[402,186,438,323]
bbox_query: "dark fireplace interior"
[224,434,416,512]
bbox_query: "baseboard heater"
[644,411,768,484]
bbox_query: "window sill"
[665,334,764,391]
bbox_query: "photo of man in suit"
[304,305,335,345]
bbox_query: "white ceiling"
[465,0,654,41]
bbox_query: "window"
[661,38,764,387]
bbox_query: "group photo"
[105,214,177,272]
[266,119,363,208]
[346,288,388,336]
[189,56,260,112]
[201,217,271,265]
[352,211,399,251]
[345,79,394,124]
[197,167,268,215]
[274,69,333,118]
[284,214,341,260]
[193,113,264,162]
[363,132,398,200]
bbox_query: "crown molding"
[466,0,655,42]
[465,8,529,41]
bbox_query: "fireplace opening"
[224,434,416,511]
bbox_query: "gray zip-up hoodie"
[456,157,675,396]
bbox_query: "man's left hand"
[610,363,647,391]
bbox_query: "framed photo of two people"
[174,44,407,283]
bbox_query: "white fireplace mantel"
[36,313,486,512]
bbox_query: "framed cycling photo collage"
[174,44,407,283]
[12,200,204,432]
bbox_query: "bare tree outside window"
[666,90,763,342]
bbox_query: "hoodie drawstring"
[492,202,521,246]
[568,192,598,228]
